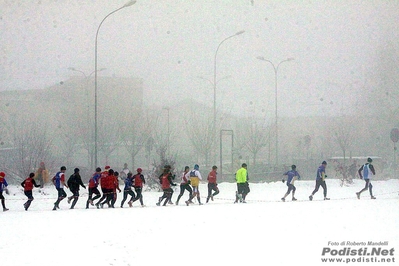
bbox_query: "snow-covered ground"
[1,178,398,266]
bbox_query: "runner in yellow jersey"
[185,164,203,205]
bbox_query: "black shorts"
[237,182,250,194]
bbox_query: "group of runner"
[0,157,376,212]
[156,164,221,206]
[281,158,377,202]
[50,165,146,211]
[0,163,225,211]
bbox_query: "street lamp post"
[257,56,294,166]
[68,67,106,169]
[69,67,106,79]
[212,30,245,165]
[94,0,136,168]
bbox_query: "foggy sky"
[1,0,398,117]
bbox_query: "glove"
[172,183,177,186]
[5,188,10,195]
[282,179,285,183]
[83,186,86,189]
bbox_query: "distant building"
[1,76,143,122]
[0,76,143,171]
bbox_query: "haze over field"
[2,0,398,116]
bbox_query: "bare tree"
[184,107,214,166]
[330,116,356,165]
[97,117,121,166]
[235,118,270,166]
[5,120,54,182]
[150,111,176,163]
[121,109,154,169]
[73,107,94,169]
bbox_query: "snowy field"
[1,178,398,266]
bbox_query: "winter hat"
[0,172,5,177]
[74,168,80,173]
[137,168,142,173]
[322,161,327,165]
[194,164,199,170]
[105,165,111,170]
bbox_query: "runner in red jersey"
[21,172,40,211]
[156,165,176,206]
[129,168,146,207]
[206,165,219,203]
